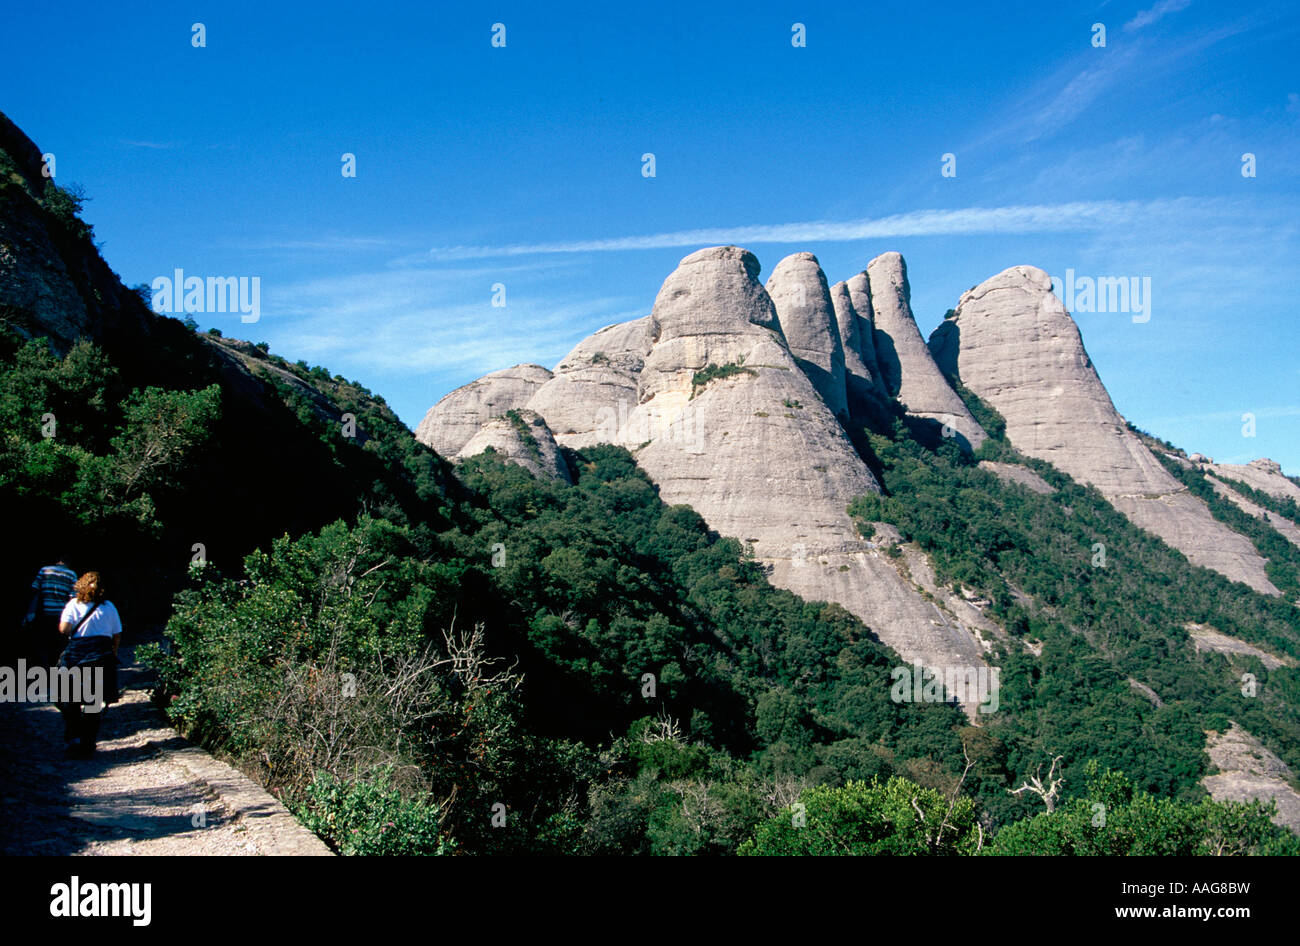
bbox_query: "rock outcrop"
[845,272,887,398]
[0,111,152,354]
[1206,474,1300,550]
[1207,458,1300,506]
[765,253,848,419]
[947,265,1278,595]
[1186,623,1292,671]
[531,246,995,711]
[456,408,572,482]
[1203,723,1300,833]
[414,364,553,458]
[865,253,986,449]
[978,460,1055,495]
[525,317,654,449]
[625,246,874,557]
[829,279,881,411]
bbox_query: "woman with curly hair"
[56,571,122,759]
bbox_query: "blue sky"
[3,0,1298,469]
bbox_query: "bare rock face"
[865,253,986,449]
[627,246,871,554]
[845,272,888,398]
[525,317,654,449]
[765,253,848,419]
[621,246,994,710]
[1186,623,1293,671]
[829,279,880,411]
[456,408,572,483]
[978,461,1055,495]
[0,110,152,354]
[950,265,1277,595]
[414,364,553,458]
[1207,475,1300,550]
[1210,458,1300,506]
[0,194,91,350]
[1203,723,1300,833]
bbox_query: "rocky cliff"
[456,408,572,483]
[866,252,986,450]
[438,246,1001,710]
[943,265,1278,595]
[414,363,553,458]
[765,253,849,420]
[421,246,1300,711]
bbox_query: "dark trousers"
[55,637,117,751]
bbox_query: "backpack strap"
[68,602,101,637]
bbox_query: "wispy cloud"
[122,140,179,150]
[238,236,396,252]
[1125,0,1193,32]
[1143,406,1300,425]
[428,200,1202,260]
[259,266,641,376]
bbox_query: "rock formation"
[502,246,996,710]
[765,253,848,419]
[625,246,874,558]
[946,265,1278,595]
[845,272,888,398]
[0,112,152,353]
[1206,474,1300,550]
[1203,723,1300,832]
[1208,458,1300,506]
[456,408,572,483]
[414,364,553,458]
[417,246,1298,715]
[864,253,986,449]
[525,317,654,449]
[978,460,1055,495]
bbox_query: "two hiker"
[20,561,121,759]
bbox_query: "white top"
[59,600,123,639]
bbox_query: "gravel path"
[0,640,331,855]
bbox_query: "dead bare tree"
[640,705,682,744]
[259,618,519,814]
[1008,754,1065,814]
[912,739,983,852]
[764,772,810,810]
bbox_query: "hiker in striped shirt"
[24,558,77,666]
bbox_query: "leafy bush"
[296,767,453,855]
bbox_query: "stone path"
[0,640,331,855]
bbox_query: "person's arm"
[24,576,40,624]
[112,633,121,656]
[58,620,73,636]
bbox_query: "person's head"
[73,572,106,604]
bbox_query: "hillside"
[3,108,1298,855]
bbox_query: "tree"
[739,776,982,855]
